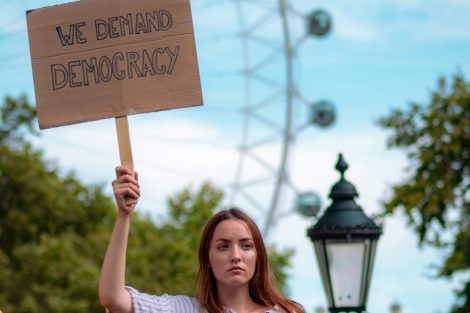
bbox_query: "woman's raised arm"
[99,166,140,313]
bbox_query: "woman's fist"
[112,166,140,215]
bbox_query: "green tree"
[0,95,121,312]
[0,95,294,312]
[378,72,470,313]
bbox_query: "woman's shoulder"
[126,287,200,312]
[271,303,304,313]
[267,305,285,313]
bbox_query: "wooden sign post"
[115,116,135,205]
[115,116,134,173]
[26,0,203,204]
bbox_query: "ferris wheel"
[195,0,337,238]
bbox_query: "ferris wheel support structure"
[265,0,295,238]
[229,0,334,239]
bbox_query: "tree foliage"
[0,95,294,312]
[378,72,470,313]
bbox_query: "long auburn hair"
[196,208,304,313]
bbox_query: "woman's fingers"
[113,166,140,213]
[114,183,140,198]
[114,174,139,187]
[115,166,129,178]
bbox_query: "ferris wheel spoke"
[238,176,275,188]
[275,209,296,219]
[250,90,285,111]
[245,150,277,173]
[249,51,284,73]
[243,9,278,36]
[250,112,283,132]
[244,134,281,150]
[239,190,267,214]
[251,73,283,89]
[246,35,281,51]
[294,121,311,134]
[284,176,300,194]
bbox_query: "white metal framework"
[191,0,331,237]
[228,0,326,238]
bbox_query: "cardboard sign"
[27,0,202,129]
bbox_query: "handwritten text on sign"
[52,11,179,90]
[27,0,202,129]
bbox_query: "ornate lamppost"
[307,154,382,313]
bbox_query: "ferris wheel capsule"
[296,191,322,217]
[307,9,332,37]
[309,100,336,128]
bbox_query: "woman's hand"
[112,166,140,215]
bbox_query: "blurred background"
[1,0,469,312]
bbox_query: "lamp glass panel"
[314,241,334,306]
[362,239,377,303]
[325,240,366,307]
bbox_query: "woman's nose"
[231,247,241,262]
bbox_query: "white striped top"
[125,287,282,313]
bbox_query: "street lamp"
[307,154,382,313]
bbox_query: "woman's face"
[208,219,257,289]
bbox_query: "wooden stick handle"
[115,116,136,206]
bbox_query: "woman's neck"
[217,284,265,313]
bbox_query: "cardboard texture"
[27,0,202,129]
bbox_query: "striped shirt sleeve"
[126,287,200,313]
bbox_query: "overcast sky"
[1,1,470,313]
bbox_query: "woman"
[99,166,304,313]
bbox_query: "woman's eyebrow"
[214,237,253,242]
[214,238,230,242]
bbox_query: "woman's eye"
[217,244,228,250]
[242,243,253,250]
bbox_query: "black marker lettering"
[108,17,119,38]
[119,14,133,36]
[112,52,126,80]
[51,46,179,90]
[99,56,113,82]
[82,57,99,86]
[152,48,166,75]
[159,10,172,31]
[95,19,109,40]
[51,64,68,90]
[56,25,74,46]
[165,46,180,74]
[141,49,155,77]
[135,13,148,34]
[76,22,88,44]
[126,51,142,78]
[146,11,159,32]
[68,60,82,88]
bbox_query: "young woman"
[99,166,304,313]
